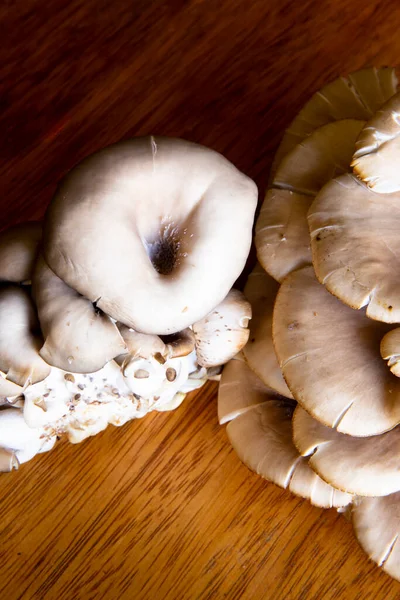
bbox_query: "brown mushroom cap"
[33,255,126,373]
[271,67,398,178]
[352,92,400,193]
[257,120,364,282]
[0,285,51,386]
[352,494,400,582]
[293,406,400,497]
[218,358,352,508]
[0,222,42,283]
[42,137,257,335]
[273,266,400,436]
[242,264,292,398]
[309,173,400,323]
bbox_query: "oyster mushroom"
[218,358,352,508]
[293,406,400,497]
[352,494,400,582]
[0,285,50,386]
[192,289,251,368]
[256,119,364,282]
[242,264,292,398]
[42,136,257,335]
[32,255,126,373]
[0,221,42,283]
[381,328,400,377]
[352,91,400,193]
[0,407,56,465]
[273,266,400,436]
[309,173,400,323]
[271,67,398,178]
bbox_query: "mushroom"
[309,173,400,323]
[381,328,400,376]
[352,91,400,193]
[0,221,42,283]
[272,266,400,436]
[242,264,292,398]
[293,406,400,497]
[0,407,56,464]
[42,136,258,335]
[192,289,251,368]
[352,494,400,582]
[218,358,352,508]
[256,119,364,282]
[117,326,167,360]
[32,255,127,373]
[161,328,196,359]
[0,285,51,386]
[270,67,398,178]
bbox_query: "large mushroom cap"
[293,406,400,497]
[0,285,51,386]
[352,494,400,582]
[352,92,400,193]
[43,136,257,335]
[242,264,292,398]
[32,255,126,373]
[218,359,352,508]
[309,173,400,323]
[0,222,42,283]
[257,119,364,282]
[273,266,400,436]
[271,67,398,178]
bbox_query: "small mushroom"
[118,326,167,359]
[381,328,400,376]
[273,266,400,436]
[0,221,42,283]
[293,406,400,497]
[352,494,400,582]
[309,173,400,323]
[193,289,251,368]
[243,264,293,398]
[162,328,196,359]
[218,359,352,508]
[33,255,127,373]
[0,285,50,386]
[42,137,257,335]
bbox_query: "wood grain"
[2,1,400,598]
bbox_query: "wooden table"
[2,1,400,598]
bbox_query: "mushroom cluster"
[218,67,400,581]
[0,137,257,469]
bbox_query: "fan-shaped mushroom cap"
[273,266,400,436]
[0,285,50,386]
[271,67,398,178]
[309,173,400,323]
[381,328,400,377]
[43,137,257,335]
[193,289,251,368]
[218,359,352,508]
[293,406,400,497]
[352,494,400,582]
[242,264,292,398]
[0,222,42,283]
[33,256,126,373]
[256,120,364,282]
[352,92,400,193]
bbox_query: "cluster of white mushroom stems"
[219,67,400,582]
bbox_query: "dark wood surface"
[2,1,400,598]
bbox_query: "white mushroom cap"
[0,285,51,386]
[352,92,400,193]
[43,137,257,335]
[32,255,126,373]
[0,222,42,283]
[293,406,400,497]
[273,266,400,436]
[0,407,55,464]
[218,358,352,508]
[257,120,364,282]
[309,173,400,323]
[193,289,251,368]
[352,494,400,582]
[242,264,292,398]
[271,67,398,178]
